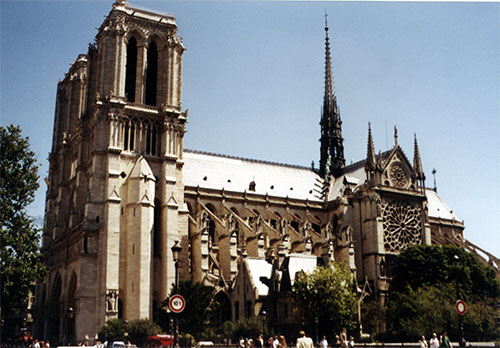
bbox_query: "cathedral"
[35,0,491,344]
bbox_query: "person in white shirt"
[420,336,428,348]
[430,333,440,348]
[320,336,328,348]
[296,331,314,348]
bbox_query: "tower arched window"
[145,41,158,106]
[125,37,138,102]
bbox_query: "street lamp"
[452,255,465,347]
[67,307,74,345]
[171,241,182,348]
[314,317,319,346]
[261,310,267,334]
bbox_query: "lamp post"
[314,317,319,346]
[453,255,465,347]
[261,310,267,334]
[67,306,74,344]
[171,241,182,348]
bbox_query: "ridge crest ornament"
[382,200,422,252]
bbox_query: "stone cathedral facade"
[35,0,492,344]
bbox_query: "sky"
[1,1,499,258]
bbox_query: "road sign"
[455,300,466,315]
[169,294,186,313]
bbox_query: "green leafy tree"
[390,245,499,301]
[231,317,263,343]
[387,245,500,342]
[292,264,358,338]
[98,318,126,342]
[0,125,45,317]
[127,318,163,346]
[361,298,386,340]
[159,280,215,340]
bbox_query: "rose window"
[390,163,408,188]
[382,200,422,252]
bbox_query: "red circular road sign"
[169,294,186,313]
[455,300,466,315]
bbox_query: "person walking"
[278,336,287,348]
[420,336,428,348]
[430,333,440,348]
[296,331,314,348]
[340,334,348,348]
[320,336,328,348]
[273,336,280,348]
[442,332,452,348]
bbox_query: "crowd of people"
[419,332,453,348]
[237,331,355,348]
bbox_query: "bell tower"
[39,0,188,342]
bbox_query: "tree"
[389,245,499,301]
[127,319,163,346]
[292,264,358,339]
[231,317,263,343]
[0,124,45,317]
[387,245,500,341]
[159,280,215,340]
[98,318,126,342]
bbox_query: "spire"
[413,133,424,178]
[394,126,398,146]
[366,123,376,171]
[324,12,334,105]
[319,12,345,179]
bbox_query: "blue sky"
[1,1,499,258]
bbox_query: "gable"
[381,146,418,190]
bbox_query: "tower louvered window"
[125,37,138,102]
[145,41,158,106]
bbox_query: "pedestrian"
[430,333,440,348]
[442,332,452,348]
[296,331,314,348]
[278,335,287,348]
[348,336,354,348]
[240,337,246,348]
[273,336,280,348]
[419,336,428,348]
[340,334,348,348]
[256,335,264,348]
[320,336,328,348]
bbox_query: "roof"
[287,253,318,285]
[183,150,324,202]
[183,149,461,223]
[426,189,461,221]
[245,258,273,296]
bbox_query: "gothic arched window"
[125,37,138,102]
[145,41,158,106]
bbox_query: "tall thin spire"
[413,133,424,179]
[366,123,376,171]
[319,12,345,178]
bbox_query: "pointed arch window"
[125,37,138,102]
[145,121,160,156]
[145,41,158,106]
